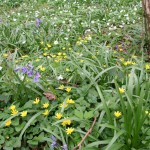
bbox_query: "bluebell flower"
[14,67,20,72]
[36,18,42,27]
[28,64,34,69]
[21,67,28,74]
[27,69,34,77]
[51,135,58,149]
[51,135,57,142]
[61,144,68,150]
[33,72,40,82]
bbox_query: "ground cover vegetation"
[0,0,150,150]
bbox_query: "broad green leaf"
[0,135,5,144]
[84,111,94,119]
[74,110,83,119]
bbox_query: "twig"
[73,117,97,150]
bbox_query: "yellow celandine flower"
[62,119,71,126]
[114,111,122,118]
[60,103,68,108]
[47,44,51,48]
[103,65,106,68]
[54,59,59,63]
[145,111,149,114]
[33,98,40,104]
[87,35,92,41]
[40,41,44,45]
[43,109,49,116]
[132,62,136,65]
[22,55,29,58]
[123,62,128,66]
[44,47,48,50]
[62,47,66,50]
[64,56,67,59]
[123,61,133,66]
[76,41,82,45]
[58,52,62,56]
[83,39,88,43]
[78,37,82,40]
[11,109,18,116]
[3,53,8,57]
[66,127,74,135]
[119,58,124,62]
[15,60,19,63]
[119,88,125,94]
[66,68,70,72]
[66,99,75,104]
[43,52,47,56]
[35,58,40,62]
[119,48,123,52]
[51,54,56,58]
[39,65,46,71]
[66,87,71,93]
[91,55,96,59]
[43,103,49,108]
[5,120,12,126]
[9,105,16,110]
[80,59,84,63]
[145,64,150,70]
[55,113,63,119]
[132,55,137,58]
[20,111,27,117]
[58,85,65,90]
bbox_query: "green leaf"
[12,117,19,126]
[3,147,13,150]
[27,140,38,146]
[85,140,110,147]
[19,111,42,140]
[15,122,26,132]
[23,100,33,109]
[0,94,10,103]
[105,130,125,150]
[84,111,94,119]
[74,110,83,119]
[13,138,21,148]
[82,148,99,150]
[0,135,5,144]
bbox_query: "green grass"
[1,0,150,150]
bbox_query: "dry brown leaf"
[43,92,56,101]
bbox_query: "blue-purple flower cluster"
[51,136,68,150]
[15,64,40,82]
[36,18,42,27]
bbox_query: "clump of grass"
[1,0,150,149]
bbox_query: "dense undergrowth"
[1,0,150,150]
